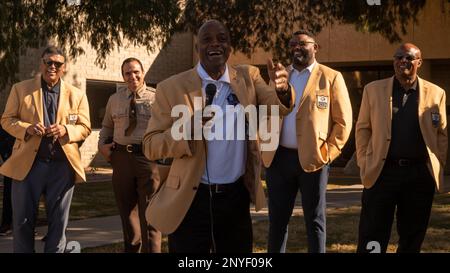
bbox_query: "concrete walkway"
[0,215,122,253]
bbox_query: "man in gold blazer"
[356,43,447,253]
[143,20,294,253]
[0,46,91,253]
[261,30,352,253]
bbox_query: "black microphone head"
[205,83,217,106]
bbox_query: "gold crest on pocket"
[431,112,440,128]
[68,114,78,125]
[316,95,329,109]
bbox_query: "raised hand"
[267,59,289,92]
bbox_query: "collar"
[126,83,147,99]
[394,77,418,93]
[196,62,231,84]
[409,79,418,91]
[41,77,61,94]
[289,61,316,75]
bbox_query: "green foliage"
[0,0,180,88]
[181,0,427,62]
[0,0,438,89]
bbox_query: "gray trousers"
[12,159,75,253]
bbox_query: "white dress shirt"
[280,61,316,149]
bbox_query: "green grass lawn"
[69,181,118,220]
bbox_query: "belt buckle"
[398,159,409,167]
[125,145,133,153]
[214,184,222,194]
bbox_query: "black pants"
[1,176,12,227]
[266,146,328,253]
[357,163,435,253]
[1,150,12,228]
[168,178,253,253]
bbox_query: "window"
[86,80,121,129]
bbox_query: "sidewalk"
[0,215,122,253]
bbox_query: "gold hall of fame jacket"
[356,76,448,192]
[142,64,295,234]
[0,76,91,183]
[261,63,353,172]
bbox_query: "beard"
[292,50,312,66]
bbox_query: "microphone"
[205,83,217,107]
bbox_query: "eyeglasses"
[289,41,316,48]
[393,54,419,62]
[42,59,65,69]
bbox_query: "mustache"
[293,50,309,63]
[294,51,307,57]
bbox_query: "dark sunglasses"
[42,59,65,69]
[289,41,316,48]
[393,54,419,62]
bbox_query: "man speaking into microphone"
[142,19,295,253]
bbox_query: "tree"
[181,0,428,61]
[0,0,440,89]
[0,0,180,88]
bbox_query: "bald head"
[396,43,422,59]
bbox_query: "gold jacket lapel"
[31,77,44,123]
[417,76,428,129]
[386,76,395,133]
[186,69,203,112]
[56,80,69,124]
[298,64,322,109]
[229,66,249,107]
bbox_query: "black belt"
[279,145,298,153]
[114,144,143,154]
[36,156,67,163]
[199,177,243,194]
[384,158,427,168]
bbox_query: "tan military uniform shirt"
[99,84,155,145]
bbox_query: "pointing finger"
[266,58,275,71]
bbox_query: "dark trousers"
[168,178,253,253]
[110,150,161,253]
[1,176,12,228]
[1,150,12,228]
[357,163,435,253]
[266,146,328,253]
[12,159,74,253]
